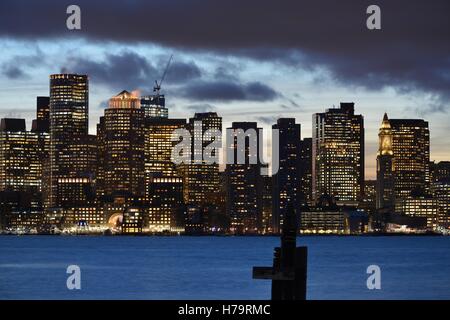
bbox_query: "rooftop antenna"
[153,54,173,100]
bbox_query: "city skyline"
[0,1,449,180]
[0,72,447,180]
[1,72,447,235]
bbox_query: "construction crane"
[153,54,173,97]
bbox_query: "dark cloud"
[185,103,216,112]
[180,80,279,102]
[64,51,201,92]
[406,100,449,117]
[0,0,448,105]
[2,65,27,79]
[1,50,44,79]
[166,61,202,83]
[256,116,282,125]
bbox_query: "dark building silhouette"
[430,161,450,228]
[299,138,313,206]
[261,175,272,233]
[32,96,50,133]
[312,103,364,206]
[272,118,302,234]
[431,161,450,183]
[226,122,263,234]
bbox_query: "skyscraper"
[0,118,43,229]
[141,95,168,118]
[179,112,222,206]
[312,102,364,206]
[0,119,40,193]
[430,161,450,228]
[144,117,186,231]
[99,90,145,200]
[299,138,313,206]
[147,175,184,232]
[226,122,263,234]
[144,118,186,181]
[389,118,430,211]
[34,96,50,133]
[272,118,301,233]
[376,113,395,210]
[49,74,89,208]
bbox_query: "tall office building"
[179,112,222,206]
[376,113,395,210]
[49,74,89,207]
[0,119,40,193]
[0,118,43,229]
[312,103,364,206]
[141,95,168,118]
[272,118,301,233]
[431,161,450,182]
[99,90,145,199]
[430,161,450,228]
[389,118,430,211]
[34,96,50,133]
[226,122,263,234]
[147,175,184,232]
[30,97,51,208]
[299,138,313,206]
[144,118,186,180]
[144,117,186,231]
[56,134,97,207]
[261,175,273,234]
[96,116,106,199]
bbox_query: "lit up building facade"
[99,90,145,200]
[389,118,430,212]
[141,95,168,119]
[49,74,89,208]
[432,180,450,228]
[272,118,302,233]
[376,113,395,210]
[179,112,222,206]
[299,195,368,234]
[144,117,186,231]
[400,192,438,230]
[144,118,186,180]
[312,103,364,206]
[226,122,263,234]
[147,175,184,232]
[0,119,43,229]
[0,119,41,193]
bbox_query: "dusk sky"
[0,0,449,179]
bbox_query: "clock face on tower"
[380,134,393,155]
